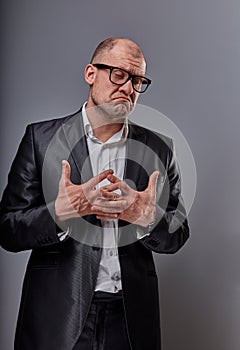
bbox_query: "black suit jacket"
[0,109,189,350]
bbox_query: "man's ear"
[84,64,96,85]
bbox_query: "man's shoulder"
[28,108,82,131]
[23,108,83,143]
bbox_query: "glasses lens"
[111,68,128,85]
[133,77,150,93]
[110,67,150,93]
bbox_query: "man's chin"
[108,101,132,119]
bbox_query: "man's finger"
[101,183,121,193]
[91,207,119,218]
[106,173,121,183]
[87,169,114,188]
[96,213,119,219]
[100,189,121,200]
[60,160,72,186]
[106,175,130,194]
[91,200,127,213]
[147,171,160,194]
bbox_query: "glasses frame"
[92,63,151,93]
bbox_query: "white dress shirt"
[82,103,128,293]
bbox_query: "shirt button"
[111,273,121,281]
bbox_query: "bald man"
[0,38,189,350]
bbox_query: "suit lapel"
[124,122,147,189]
[118,123,148,247]
[61,110,101,230]
[61,110,93,184]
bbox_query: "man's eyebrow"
[116,66,146,77]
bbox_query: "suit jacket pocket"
[28,250,61,270]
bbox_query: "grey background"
[1,0,240,349]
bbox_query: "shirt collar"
[82,102,129,144]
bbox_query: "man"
[0,38,189,350]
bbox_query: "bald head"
[90,37,146,66]
[85,37,149,124]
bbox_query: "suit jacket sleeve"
[0,124,60,252]
[139,139,190,254]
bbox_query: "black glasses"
[92,63,151,93]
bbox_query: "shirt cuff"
[136,205,166,240]
[136,221,155,240]
[136,229,151,240]
[57,227,70,241]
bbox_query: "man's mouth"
[112,97,130,103]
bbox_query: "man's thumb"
[148,171,160,191]
[60,160,71,185]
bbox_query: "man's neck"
[85,103,125,143]
[92,124,123,143]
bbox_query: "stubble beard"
[91,95,134,123]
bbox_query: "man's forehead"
[102,45,146,73]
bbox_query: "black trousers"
[73,291,132,350]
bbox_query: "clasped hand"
[55,160,159,228]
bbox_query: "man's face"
[85,42,146,121]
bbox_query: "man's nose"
[119,78,134,95]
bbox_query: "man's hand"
[55,160,119,222]
[92,171,159,227]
